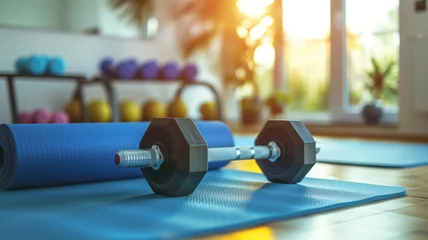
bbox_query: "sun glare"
[237,0,274,18]
[283,0,330,39]
[254,44,275,67]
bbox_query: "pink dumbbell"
[33,108,53,123]
[18,111,34,123]
[50,112,70,123]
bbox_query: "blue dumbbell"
[15,57,28,74]
[26,55,48,75]
[47,57,66,76]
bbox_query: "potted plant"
[362,57,396,125]
[240,96,263,125]
[265,90,289,118]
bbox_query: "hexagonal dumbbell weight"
[115,118,320,197]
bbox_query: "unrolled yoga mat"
[315,137,428,167]
[0,121,235,189]
[234,135,428,168]
[0,169,405,239]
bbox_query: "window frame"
[283,0,399,124]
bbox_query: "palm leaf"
[110,0,153,26]
[366,70,375,79]
[371,57,380,74]
[382,62,395,78]
[182,31,218,58]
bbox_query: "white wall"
[98,0,142,38]
[64,0,99,33]
[398,0,428,134]
[0,0,65,30]
[0,0,222,123]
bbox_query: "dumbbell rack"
[0,72,223,123]
[71,77,223,122]
[0,73,86,123]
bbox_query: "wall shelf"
[0,72,86,123]
[73,77,223,122]
[0,73,223,123]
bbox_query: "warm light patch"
[213,226,275,240]
[254,44,275,67]
[283,0,330,39]
[249,25,266,40]
[237,0,274,18]
[260,15,274,27]
[237,26,248,38]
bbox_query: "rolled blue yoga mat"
[0,121,234,190]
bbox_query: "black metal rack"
[1,73,223,123]
[0,73,86,123]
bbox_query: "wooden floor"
[196,137,428,240]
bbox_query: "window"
[283,0,330,115]
[345,0,399,112]
[282,0,400,123]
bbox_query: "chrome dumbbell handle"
[115,142,321,170]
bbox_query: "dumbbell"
[115,59,137,79]
[99,57,115,77]
[137,60,158,79]
[180,63,198,81]
[159,62,179,80]
[115,118,320,197]
[46,57,66,76]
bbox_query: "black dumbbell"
[115,118,320,197]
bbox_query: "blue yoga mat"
[0,121,234,189]
[235,135,428,168]
[0,124,407,239]
[0,169,405,239]
[315,137,428,167]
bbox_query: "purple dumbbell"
[33,108,53,123]
[51,112,70,123]
[159,61,180,80]
[180,63,198,81]
[115,59,137,79]
[137,60,159,79]
[99,57,115,77]
[18,111,34,123]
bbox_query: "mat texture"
[0,169,405,240]
[235,135,428,168]
[0,122,235,189]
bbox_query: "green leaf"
[383,62,395,77]
[366,70,375,79]
[110,0,153,26]
[180,30,218,58]
[371,57,380,73]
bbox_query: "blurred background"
[0,0,426,136]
